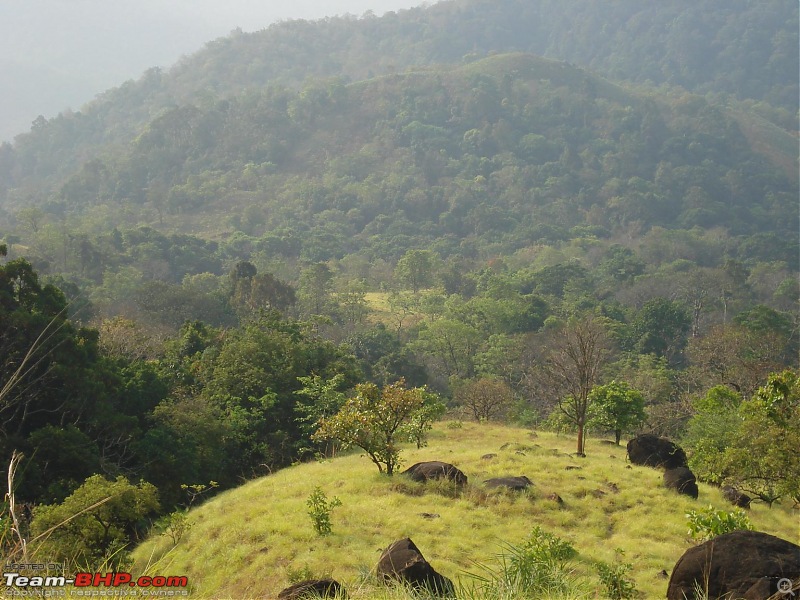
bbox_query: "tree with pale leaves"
[313,379,437,475]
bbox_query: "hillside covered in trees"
[0,0,797,578]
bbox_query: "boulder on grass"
[667,530,800,600]
[663,467,699,499]
[402,461,468,486]
[627,434,687,469]
[483,476,533,491]
[376,538,454,597]
[721,486,752,509]
[278,579,346,599]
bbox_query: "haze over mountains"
[1,1,796,244]
[0,4,797,591]
[0,0,428,142]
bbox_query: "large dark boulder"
[484,476,533,491]
[278,579,346,599]
[376,538,454,597]
[721,486,752,509]
[402,461,468,486]
[664,467,699,499]
[627,434,688,469]
[667,530,800,600]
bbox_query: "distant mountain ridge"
[0,0,796,271]
[165,0,800,112]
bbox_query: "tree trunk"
[576,423,585,456]
[615,429,621,445]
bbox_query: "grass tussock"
[130,422,800,599]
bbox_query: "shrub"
[157,510,191,545]
[306,486,342,536]
[686,505,753,541]
[464,526,586,598]
[596,549,637,599]
[30,475,159,570]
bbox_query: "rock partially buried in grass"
[376,537,455,597]
[721,485,752,509]
[666,530,800,600]
[277,578,346,599]
[402,461,468,486]
[419,512,440,519]
[663,467,698,499]
[627,434,688,469]
[483,476,533,491]
[546,492,564,505]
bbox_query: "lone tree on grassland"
[587,380,646,444]
[313,379,441,475]
[542,317,612,456]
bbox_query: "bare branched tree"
[454,377,514,422]
[542,317,612,456]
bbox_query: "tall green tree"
[395,249,436,294]
[685,371,800,506]
[297,262,334,317]
[724,370,800,505]
[587,381,646,444]
[631,297,691,366]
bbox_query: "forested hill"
[1,51,797,267]
[0,0,798,187]
[168,0,799,111]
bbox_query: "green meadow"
[131,423,799,599]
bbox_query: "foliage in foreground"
[30,475,159,570]
[463,526,587,599]
[595,550,637,600]
[686,505,753,542]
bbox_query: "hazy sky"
[0,0,431,142]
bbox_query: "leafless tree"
[454,377,514,422]
[541,317,613,456]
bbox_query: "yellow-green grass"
[362,290,435,328]
[363,292,393,324]
[131,423,800,599]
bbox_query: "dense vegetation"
[0,0,797,578]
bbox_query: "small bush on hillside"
[596,549,637,599]
[686,505,752,541]
[286,564,315,584]
[464,526,586,598]
[157,510,191,545]
[307,486,342,536]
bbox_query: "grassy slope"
[131,423,800,599]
